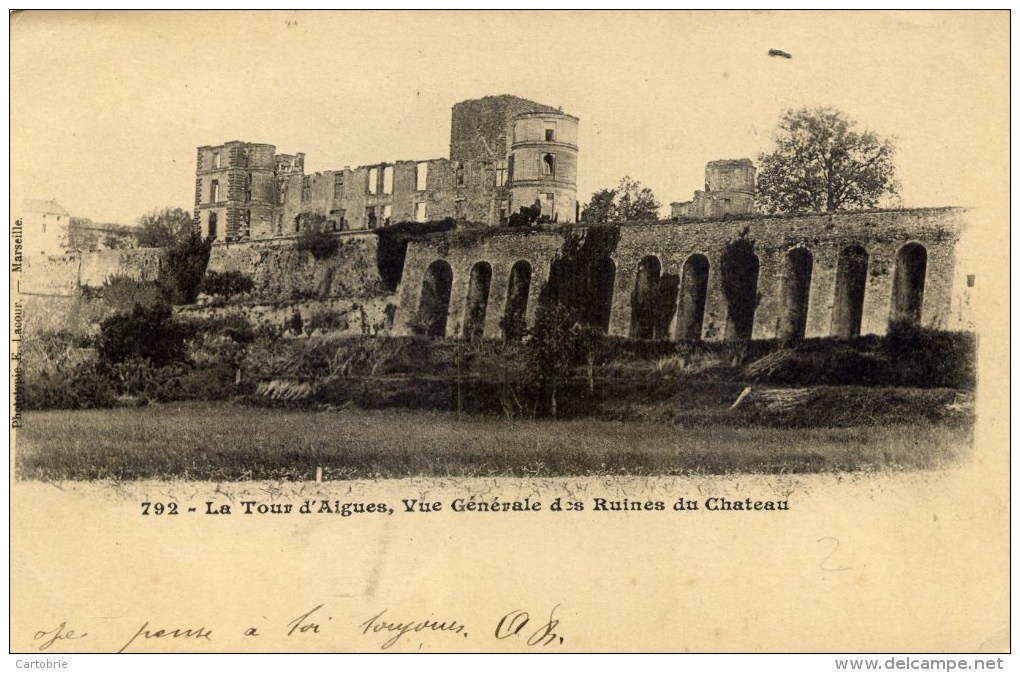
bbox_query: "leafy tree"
[579,177,661,223]
[578,188,616,224]
[525,302,577,418]
[756,107,899,214]
[135,207,195,248]
[201,270,255,302]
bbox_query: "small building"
[21,199,70,256]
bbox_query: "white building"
[21,199,70,256]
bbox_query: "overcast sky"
[10,10,1009,225]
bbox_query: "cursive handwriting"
[118,621,213,653]
[494,604,565,647]
[359,609,468,650]
[33,621,87,651]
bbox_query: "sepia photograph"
[8,10,1010,658]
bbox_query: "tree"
[135,207,195,248]
[97,303,193,368]
[160,232,213,305]
[756,107,899,214]
[579,177,661,223]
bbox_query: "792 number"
[141,502,179,515]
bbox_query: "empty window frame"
[415,163,428,191]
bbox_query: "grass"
[15,401,972,481]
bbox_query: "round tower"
[508,111,579,223]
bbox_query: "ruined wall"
[21,248,165,295]
[393,208,967,340]
[205,233,387,302]
[176,294,396,338]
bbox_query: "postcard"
[9,10,1010,654]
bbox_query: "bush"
[22,361,118,410]
[201,270,255,301]
[160,233,212,304]
[305,309,348,333]
[296,229,339,260]
[97,303,193,367]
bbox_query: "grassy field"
[15,401,972,481]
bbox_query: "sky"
[10,10,1010,225]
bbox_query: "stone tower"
[194,141,278,241]
[508,110,579,223]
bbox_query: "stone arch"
[676,254,710,340]
[720,239,760,340]
[502,260,532,341]
[778,247,814,340]
[462,261,493,340]
[890,242,927,326]
[831,245,869,338]
[630,255,661,339]
[416,260,453,337]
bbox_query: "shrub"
[305,309,348,333]
[22,361,118,410]
[97,303,193,367]
[296,229,339,260]
[201,270,255,301]
[160,232,212,304]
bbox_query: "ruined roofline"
[452,94,562,113]
[405,206,967,241]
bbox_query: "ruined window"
[720,239,760,340]
[545,126,556,142]
[507,155,514,185]
[208,212,218,239]
[277,214,283,236]
[210,180,220,203]
[333,173,345,199]
[278,183,287,205]
[495,160,508,187]
[502,260,532,341]
[890,243,927,327]
[677,254,710,340]
[414,202,427,223]
[246,173,253,202]
[243,210,252,238]
[463,262,493,340]
[382,204,392,226]
[366,206,377,229]
[368,167,379,194]
[542,154,555,177]
[416,260,453,338]
[213,152,221,169]
[415,163,428,191]
[778,247,813,340]
[302,177,311,202]
[966,274,975,288]
[456,163,465,187]
[382,166,394,195]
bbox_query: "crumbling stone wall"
[21,248,165,296]
[205,232,387,302]
[393,208,967,340]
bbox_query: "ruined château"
[21,94,975,342]
[194,95,579,241]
